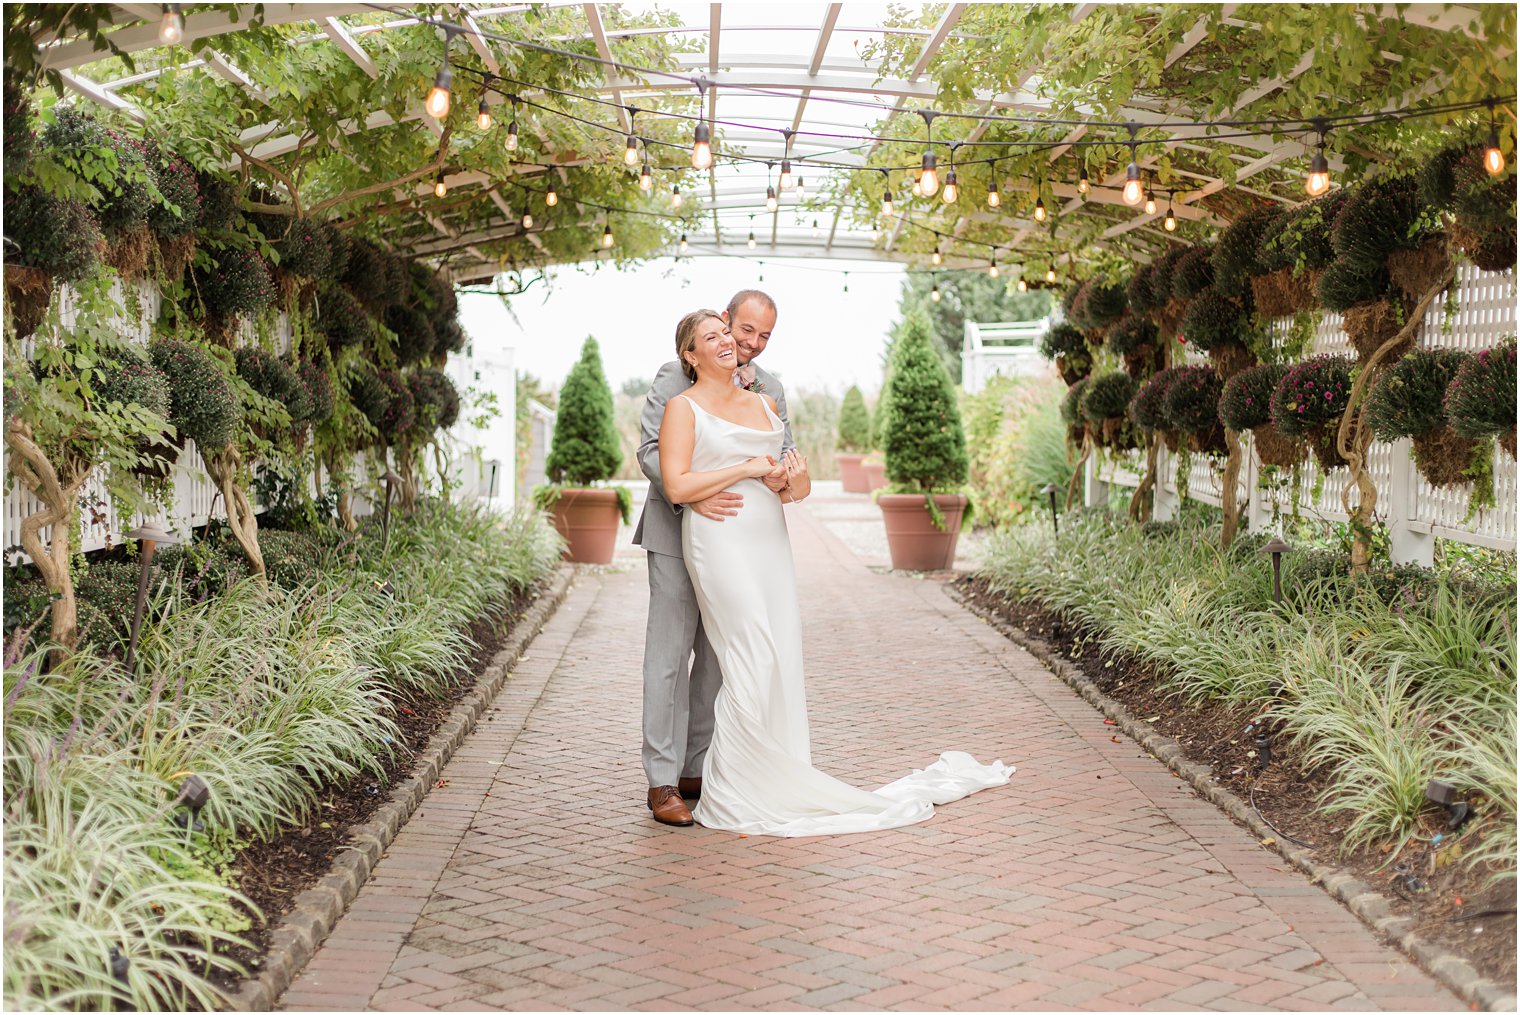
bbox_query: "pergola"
[29,3,1510,285]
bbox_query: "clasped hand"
[688,453,810,521]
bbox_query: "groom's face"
[723,299,776,366]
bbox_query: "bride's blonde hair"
[674,309,725,381]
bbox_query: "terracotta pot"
[836,452,868,493]
[862,459,888,492]
[548,487,621,564]
[879,493,967,571]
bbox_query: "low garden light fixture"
[123,521,180,673]
[1426,779,1472,829]
[1040,482,1060,535]
[1259,535,1294,604]
[110,946,131,983]
[1254,731,1272,769]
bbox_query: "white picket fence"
[1085,262,1517,563]
[4,278,496,565]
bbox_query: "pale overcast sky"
[457,254,908,398]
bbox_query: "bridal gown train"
[677,393,1014,837]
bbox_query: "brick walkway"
[283,488,1461,1011]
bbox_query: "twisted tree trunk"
[5,419,90,652]
[1130,440,1159,523]
[1336,273,1451,574]
[1065,431,1092,513]
[1220,427,1245,547]
[204,446,266,578]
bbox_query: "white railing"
[1088,263,1517,562]
[4,278,497,565]
[963,319,1050,393]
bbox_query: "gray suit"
[633,359,795,787]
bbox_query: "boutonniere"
[746,380,767,394]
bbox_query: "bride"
[657,309,1013,837]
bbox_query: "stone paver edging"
[946,582,1517,1013]
[228,565,576,1012]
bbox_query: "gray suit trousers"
[642,549,722,787]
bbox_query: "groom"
[633,289,796,826]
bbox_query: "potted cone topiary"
[1445,337,1517,458]
[877,306,970,571]
[1220,363,1302,468]
[836,384,872,493]
[535,336,629,563]
[1269,355,1355,470]
[1365,349,1478,486]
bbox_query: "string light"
[679,233,688,254]
[779,158,793,190]
[521,208,533,229]
[477,95,492,130]
[1144,188,1157,215]
[691,79,713,169]
[919,151,940,197]
[796,176,806,200]
[988,258,1000,278]
[912,176,923,198]
[882,187,895,218]
[748,230,757,250]
[942,165,959,204]
[425,31,455,120]
[1045,263,1057,283]
[670,184,682,208]
[1484,102,1505,175]
[1164,194,1177,231]
[1077,165,1090,194]
[624,131,640,166]
[602,222,614,248]
[758,261,765,283]
[766,186,778,212]
[987,178,1000,208]
[158,4,184,46]
[1305,119,1331,195]
[1017,277,1028,292]
[545,183,558,206]
[1034,195,1047,222]
[505,118,518,151]
[1121,129,1144,206]
[639,163,653,191]
[812,218,821,238]
[433,171,447,198]
[931,245,943,266]
[843,271,849,294]
[930,279,942,302]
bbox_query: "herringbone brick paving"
[283,488,1462,1011]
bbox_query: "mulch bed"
[954,574,1517,990]
[207,585,540,990]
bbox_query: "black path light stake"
[123,522,180,673]
[1040,483,1060,536]
[1425,778,1473,830]
[487,460,499,509]
[1259,535,1294,604]
[109,945,130,983]
[173,774,210,832]
[381,469,402,553]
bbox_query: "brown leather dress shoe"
[647,786,694,826]
[678,776,702,800]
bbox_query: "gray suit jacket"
[632,359,796,558]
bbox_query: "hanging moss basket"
[1270,355,1354,470]
[1410,428,1482,487]
[1386,235,1454,298]
[1342,299,1412,362]
[1040,322,1091,384]
[1445,338,1517,458]
[1252,425,1305,469]
[1162,365,1226,456]
[3,264,53,340]
[1250,268,1313,318]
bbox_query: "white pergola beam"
[58,69,146,124]
[322,17,378,79]
[583,5,631,135]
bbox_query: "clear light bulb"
[989,260,1000,278]
[671,185,682,209]
[779,159,793,190]
[987,181,1000,208]
[1034,197,1046,223]
[1122,177,1144,206]
[477,98,492,131]
[748,231,756,250]
[433,175,447,198]
[1484,136,1506,175]
[930,284,942,303]
[931,246,942,267]
[505,120,518,151]
[919,151,939,197]
[522,210,533,229]
[942,169,958,204]
[603,225,614,248]
[1164,208,1177,231]
[912,176,923,198]
[679,234,689,254]
[691,123,713,170]
[545,186,558,207]
[1017,277,1028,292]
[159,4,184,45]
[640,165,652,192]
[1077,167,1090,194]
[796,177,806,199]
[1144,193,1157,215]
[766,186,778,213]
[624,135,639,166]
[1046,265,1057,283]
[882,191,894,218]
[425,67,453,120]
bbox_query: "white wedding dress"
[677,393,1014,837]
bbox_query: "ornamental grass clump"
[837,385,872,452]
[1039,322,1091,383]
[149,339,240,453]
[1270,354,1354,470]
[1161,364,1225,454]
[1220,363,1301,467]
[546,336,623,487]
[1445,337,1517,457]
[1366,349,1477,486]
[879,305,970,517]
